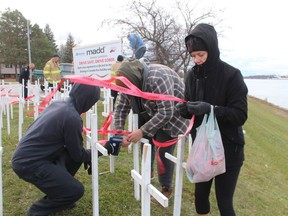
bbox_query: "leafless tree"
[102,0,223,75]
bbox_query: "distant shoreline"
[248,95,288,112]
[245,78,288,80]
[244,75,288,80]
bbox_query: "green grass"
[1,96,288,215]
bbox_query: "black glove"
[104,140,121,156]
[176,102,189,114]
[84,161,92,175]
[187,101,211,116]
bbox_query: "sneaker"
[161,186,172,199]
[151,185,172,204]
[27,203,76,216]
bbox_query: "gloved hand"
[187,101,211,116]
[176,102,189,114]
[84,161,92,175]
[104,139,122,156]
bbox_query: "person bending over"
[12,83,120,216]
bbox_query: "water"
[244,79,288,110]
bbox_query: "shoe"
[27,203,76,216]
[161,185,172,199]
[151,185,172,204]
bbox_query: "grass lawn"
[1,96,288,215]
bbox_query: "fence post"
[132,113,140,201]
[165,135,186,216]
[91,114,99,216]
[131,143,169,215]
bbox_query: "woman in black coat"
[178,23,248,216]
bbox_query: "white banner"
[72,40,122,79]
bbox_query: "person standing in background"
[19,63,35,99]
[43,54,61,88]
[110,55,124,109]
[178,23,248,216]
[127,33,146,59]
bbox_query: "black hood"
[69,83,100,114]
[185,23,220,69]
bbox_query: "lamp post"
[27,20,32,81]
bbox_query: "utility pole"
[27,19,32,81]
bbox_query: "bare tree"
[102,0,223,75]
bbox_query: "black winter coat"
[181,24,248,168]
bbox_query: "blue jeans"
[135,46,147,59]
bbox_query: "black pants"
[20,80,28,99]
[111,90,118,109]
[154,130,176,188]
[195,145,244,216]
[24,83,28,99]
[138,113,176,188]
[13,151,83,215]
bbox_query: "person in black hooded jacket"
[12,83,119,216]
[178,23,248,216]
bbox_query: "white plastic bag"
[186,106,226,183]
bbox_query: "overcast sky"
[1,0,287,76]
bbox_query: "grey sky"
[1,0,287,76]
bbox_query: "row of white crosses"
[1,81,192,216]
[0,80,71,216]
[0,80,10,216]
[85,107,168,216]
[0,80,26,216]
[130,116,191,216]
[18,79,71,140]
[88,87,192,216]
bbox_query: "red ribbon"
[60,75,194,148]
[18,75,193,148]
[63,75,186,103]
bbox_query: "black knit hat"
[185,36,208,53]
[117,55,124,62]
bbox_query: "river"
[244,79,288,110]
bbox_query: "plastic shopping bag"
[186,106,226,183]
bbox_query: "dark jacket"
[12,83,100,168]
[19,66,30,84]
[181,24,248,167]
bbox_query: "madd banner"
[72,40,122,79]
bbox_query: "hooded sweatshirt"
[182,23,248,167]
[12,83,100,168]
